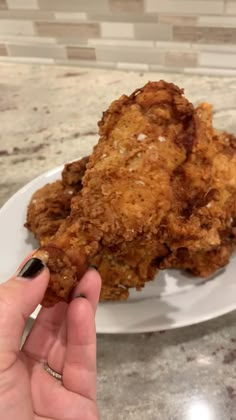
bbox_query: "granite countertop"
[0,63,236,420]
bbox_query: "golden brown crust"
[25,157,89,305]
[44,80,195,303]
[159,105,236,276]
[35,244,88,306]
[25,156,89,245]
[160,241,236,278]
[25,181,76,245]
[24,81,236,306]
[62,156,89,186]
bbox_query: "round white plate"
[0,164,236,333]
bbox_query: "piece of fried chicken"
[25,157,89,245]
[159,105,236,276]
[32,80,201,306]
[26,124,236,298]
[27,81,236,306]
[26,157,165,301]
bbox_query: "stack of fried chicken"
[25,81,236,307]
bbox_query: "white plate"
[0,164,236,333]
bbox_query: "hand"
[0,253,101,420]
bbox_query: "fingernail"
[89,264,98,270]
[75,293,86,299]
[17,258,45,279]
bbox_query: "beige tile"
[56,37,88,45]
[0,55,54,63]
[198,15,236,27]
[0,43,7,55]
[159,15,197,26]
[165,51,198,67]
[190,43,236,52]
[117,61,148,70]
[36,22,100,39]
[0,34,56,44]
[225,1,236,14]
[54,12,87,21]
[199,51,236,68]
[155,40,191,50]
[0,19,34,35]
[96,45,164,64]
[149,64,166,71]
[38,0,109,12]
[88,38,154,47]
[0,0,7,9]
[0,10,54,20]
[146,0,224,15]
[7,0,38,8]
[101,22,134,38]
[67,46,95,60]
[88,12,157,22]
[8,43,66,59]
[173,26,236,44]
[134,23,172,41]
[55,58,116,68]
[109,0,144,13]
[88,10,158,23]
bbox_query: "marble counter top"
[0,63,236,420]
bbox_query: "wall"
[0,0,236,74]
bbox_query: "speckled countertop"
[0,63,236,420]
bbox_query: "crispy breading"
[34,80,198,306]
[25,156,89,245]
[25,81,236,306]
[62,156,89,187]
[26,161,169,301]
[160,105,236,275]
[25,181,76,245]
[161,157,236,272]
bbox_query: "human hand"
[0,253,101,420]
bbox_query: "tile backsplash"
[1,0,236,74]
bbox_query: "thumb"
[0,254,50,360]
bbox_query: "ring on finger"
[44,362,63,381]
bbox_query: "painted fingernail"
[75,293,86,299]
[17,258,45,279]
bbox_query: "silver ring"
[44,363,63,381]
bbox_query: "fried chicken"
[160,111,236,276]
[159,104,236,276]
[25,156,89,245]
[26,159,165,301]
[25,81,236,306]
[31,81,198,305]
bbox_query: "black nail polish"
[75,293,86,299]
[18,258,45,278]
